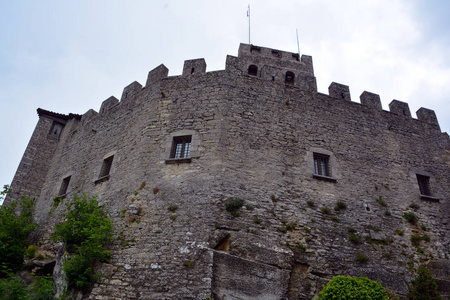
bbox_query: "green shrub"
[409,202,420,210]
[296,243,306,251]
[307,200,315,207]
[0,196,37,277]
[334,201,347,211]
[356,252,369,263]
[384,210,391,216]
[253,217,261,224]
[321,206,331,215]
[368,225,381,232]
[314,276,388,299]
[403,212,418,225]
[25,245,39,258]
[225,198,244,217]
[411,265,441,300]
[331,216,340,222]
[0,274,55,300]
[376,196,387,207]
[168,205,178,212]
[349,233,361,244]
[395,229,404,236]
[52,194,113,289]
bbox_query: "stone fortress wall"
[6,44,450,299]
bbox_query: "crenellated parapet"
[325,82,443,131]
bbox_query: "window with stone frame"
[170,136,192,159]
[416,174,431,196]
[314,153,330,177]
[248,65,258,76]
[58,176,71,196]
[49,121,64,138]
[285,71,295,84]
[99,155,114,178]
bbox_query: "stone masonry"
[5,44,450,299]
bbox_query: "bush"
[376,196,387,207]
[0,275,55,300]
[321,206,331,215]
[356,252,369,263]
[225,198,244,217]
[315,276,388,299]
[403,212,418,225]
[0,196,37,277]
[334,201,347,211]
[52,194,113,289]
[411,265,441,300]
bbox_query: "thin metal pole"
[248,5,251,44]
[296,28,300,57]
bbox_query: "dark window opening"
[292,53,300,61]
[250,45,261,52]
[58,176,71,196]
[49,122,64,138]
[416,174,431,196]
[285,71,295,84]
[272,76,275,81]
[272,50,281,58]
[314,153,330,177]
[248,65,258,76]
[99,156,114,178]
[171,136,192,159]
[191,67,195,74]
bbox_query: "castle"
[6,44,450,299]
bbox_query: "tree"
[0,194,37,277]
[411,265,441,300]
[52,194,113,289]
[315,275,388,300]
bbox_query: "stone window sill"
[165,158,192,164]
[94,175,110,184]
[313,174,337,183]
[420,194,440,201]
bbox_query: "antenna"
[296,28,301,57]
[247,5,251,44]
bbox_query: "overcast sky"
[1,0,449,200]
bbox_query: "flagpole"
[296,28,300,57]
[248,5,251,44]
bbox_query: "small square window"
[416,174,431,196]
[314,153,330,177]
[170,136,191,159]
[58,176,71,196]
[99,156,114,178]
[49,122,64,138]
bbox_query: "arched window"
[285,71,295,84]
[248,65,258,76]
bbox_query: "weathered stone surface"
[5,43,449,299]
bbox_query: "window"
[99,155,114,178]
[49,122,64,138]
[248,65,258,76]
[170,136,191,159]
[314,153,330,177]
[416,174,431,196]
[285,71,295,84]
[58,176,71,196]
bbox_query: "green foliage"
[334,201,347,211]
[0,185,11,202]
[349,233,361,244]
[321,206,331,215]
[0,196,37,277]
[168,205,178,212]
[306,200,315,207]
[409,202,420,210]
[296,243,306,251]
[411,234,430,247]
[356,252,369,263]
[25,245,39,258]
[225,198,244,217]
[411,265,441,300]
[368,225,381,232]
[0,275,55,300]
[314,276,388,300]
[376,196,387,207]
[403,212,418,224]
[253,217,261,224]
[395,229,404,236]
[52,194,113,289]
